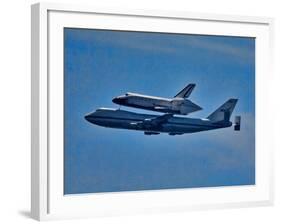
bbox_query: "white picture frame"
[31,2,274,221]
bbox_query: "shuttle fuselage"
[112,93,202,115]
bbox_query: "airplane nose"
[84,114,91,122]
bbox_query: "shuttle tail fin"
[174,84,196,98]
[207,99,238,123]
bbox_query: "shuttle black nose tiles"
[112,96,127,104]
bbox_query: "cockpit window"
[125,93,129,96]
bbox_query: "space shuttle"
[112,84,202,115]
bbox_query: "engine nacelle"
[144,131,160,135]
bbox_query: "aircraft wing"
[131,113,173,128]
[149,113,173,125]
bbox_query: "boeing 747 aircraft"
[85,99,241,135]
[112,84,202,115]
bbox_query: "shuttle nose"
[112,97,119,104]
[112,96,127,105]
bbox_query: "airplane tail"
[207,99,238,123]
[174,84,196,98]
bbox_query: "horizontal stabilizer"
[234,116,241,131]
[174,84,196,98]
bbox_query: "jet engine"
[144,131,160,135]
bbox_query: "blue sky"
[64,28,255,194]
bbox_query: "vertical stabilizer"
[174,84,196,98]
[207,99,238,122]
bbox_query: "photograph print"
[64,28,255,194]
